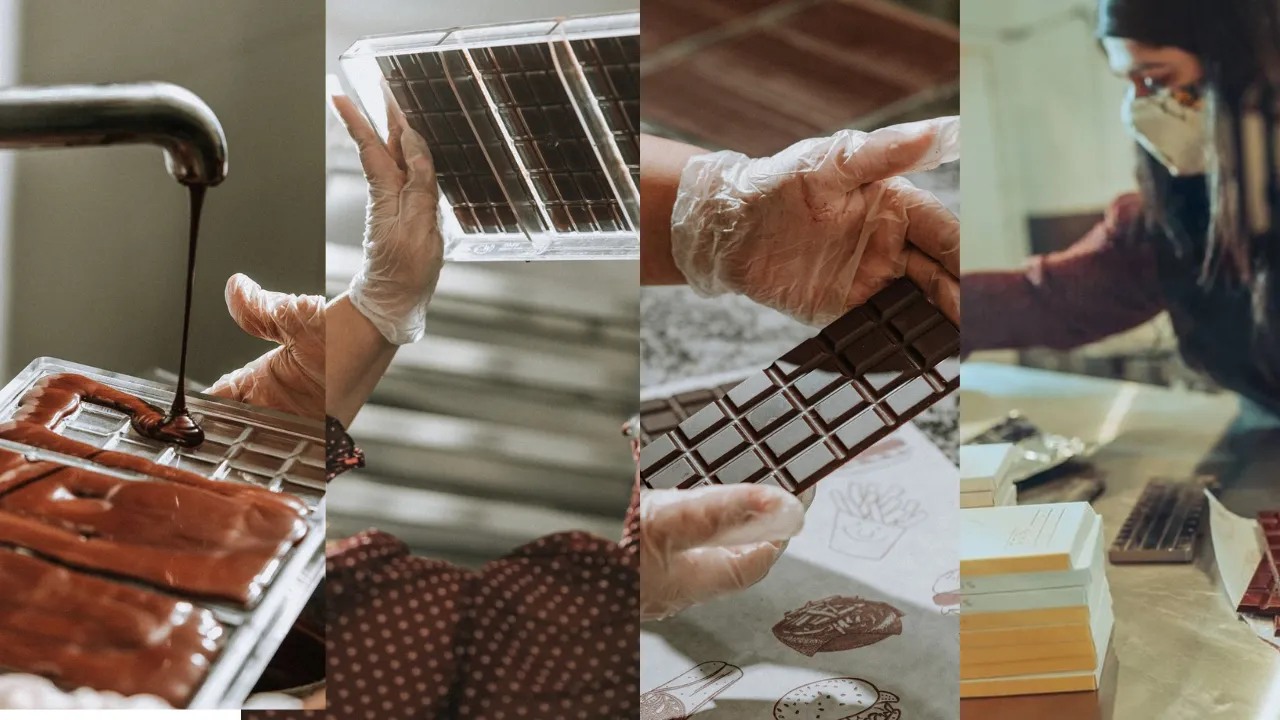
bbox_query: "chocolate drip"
[17,372,206,449]
[159,186,206,447]
[0,547,221,707]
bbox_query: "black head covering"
[1096,0,1201,52]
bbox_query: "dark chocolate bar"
[638,278,958,495]
[1107,480,1206,564]
[637,383,738,445]
[1239,558,1280,616]
[1259,510,1280,582]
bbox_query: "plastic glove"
[671,117,961,326]
[640,483,808,621]
[0,675,170,710]
[330,87,444,345]
[206,274,325,420]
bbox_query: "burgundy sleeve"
[961,194,1167,354]
[326,415,364,481]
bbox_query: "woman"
[963,0,1280,417]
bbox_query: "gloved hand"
[0,674,169,710]
[671,117,961,326]
[206,274,325,420]
[330,87,444,345]
[640,483,809,621]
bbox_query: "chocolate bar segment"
[1260,510,1280,582]
[638,383,738,445]
[638,278,958,496]
[1239,558,1280,616]
[1107,480,1206,564]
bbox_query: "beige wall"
[8,0,324,383]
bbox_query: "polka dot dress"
[243,419,641,719]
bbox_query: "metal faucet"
[0,82,228,186]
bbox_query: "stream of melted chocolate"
[150,185,207,447]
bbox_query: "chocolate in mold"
[0,446,304,604]
[0,547,222,707]
[0,421,304,515]
[17,373,206,448]
[639,278,958,496]
[571,35,640,187]
[381,52,525,235]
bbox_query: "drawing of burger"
[932,570,961,615]
[772,596,903,657]
[773,678,901,720]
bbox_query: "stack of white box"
[960,443,1017,509]
[959,502,1114,698]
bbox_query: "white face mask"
[1121,84,1207,177]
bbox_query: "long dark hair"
[1101,0,1280,342]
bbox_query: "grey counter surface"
[640,164,960,463]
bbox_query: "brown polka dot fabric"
[327,416,365,479]
[244,419,641,719]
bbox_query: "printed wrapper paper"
[640,376,959,719]
[1206,491,1279,649]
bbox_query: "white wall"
[961,0,1138,270]
[8,0,324,383]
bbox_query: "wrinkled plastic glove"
[330,87,444,345]
[671,117,961,326]
[0,675,170,710]
[206,274,325,420]
[640,483,809,621]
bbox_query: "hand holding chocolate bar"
[670,118,960,326]
[639,483,807,621]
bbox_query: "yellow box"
[961,653,1098,681]
[959,605,1090,632]
[960,671,1100,698]
[962,640,1095,666]
[961,621,1093,648]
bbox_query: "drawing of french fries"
[830,482,927,560]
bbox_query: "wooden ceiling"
[641,0,959,155]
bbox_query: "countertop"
[960,362,1280,720]
[639,164,960,463]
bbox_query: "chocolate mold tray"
[0,357,325,709]
[339,11,639,262]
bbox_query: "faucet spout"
[0,82,228,186]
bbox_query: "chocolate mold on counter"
[0,357,325,709]
[638,278,959,496]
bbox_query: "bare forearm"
[325,294,396,426]
[640,134,708,286]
